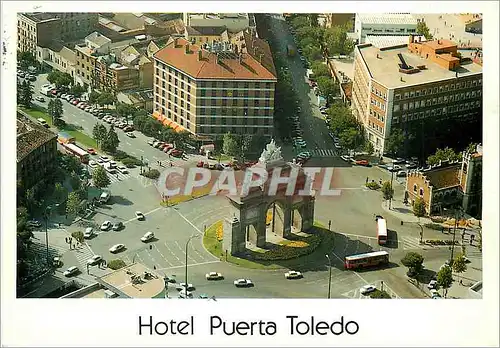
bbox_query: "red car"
[164,144,174,151]
[87,148,97,155]
[171,149,183,157]
[72,100,79,105]
[355,159,369,166]
[197,161,204,168]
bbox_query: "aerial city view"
[16,12,483,299]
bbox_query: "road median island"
[203,220,335,270]
[160,186,212,207]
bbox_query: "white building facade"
[354,13,417,44]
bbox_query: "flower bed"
[366,182,380,190]
[425,239,459,246]
[424,223,444,231]
[216,223,223,242]
[253,234,322,261]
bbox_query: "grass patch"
[18,106,97,148]
[160,186,212,207]
[203,220,330,270]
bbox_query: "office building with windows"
[152,36,276,139]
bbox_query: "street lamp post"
[43,204,59,267]
[184,235,199,299]
[325,254,332,299]
[450,208,461,261]
[389,170,394,210]
[418,222,424,244]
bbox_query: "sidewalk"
[380,198,433,224]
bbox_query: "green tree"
[48,98,64,126]
[308,13,319,27]
[291,16,309,29]
[66,191,83,217]
[71,231,84,244]
[339,127,364,153]
[70,83,85,98]
[369,289,392,299]
[20,80,33,107]
[98,91,116,109]
[417,21,433,40]
[426,147,461,166]
[327,103,357,134]
[364,140,374,155]
[102,124,120,153]
[436,265,453,298]
[92,165,111,189]
[466,142,478,155]
[316,76,339,102]
[69,172,81,191]
[92,123,107,148]
[52,182,68,204]
[24,187,37,214]
[452,254,467,282]
[17,206,30,232]
[223,133,239,157]
[311,61,331,78]
[413,197,426,218]
[384,128,405,156]
[302,44,323,62]
[324,25,354,55]
[401,252,425,276]
[116,102,136,125]
[17,51,37,69]
[381,181,394,202]
[47,71,73,89]
[108,259,127,270]
[88,90,101,105]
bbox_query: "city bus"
[62,143,90,164]
[344,251,389,270]
[376,217,388,245]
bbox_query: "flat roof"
[366,35,425,49]
[357,13,417,26]
[97,263,164,298]
[358,44,483,89]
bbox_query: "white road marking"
[138,149,145,153]
[145,249,157,264]
[157,260,221,271]
[190,243,204,261]
[126,141,132,146]
[154,244,173,267]
[164,242,180,261]
[173,209,203,234]
[175,240,197,263]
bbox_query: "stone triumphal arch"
[223,140,315,256]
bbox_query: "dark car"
[112,221,124,231]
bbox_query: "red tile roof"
[153,37,276,80]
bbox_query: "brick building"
[16,112,58,190]
[152,34,276,139]
[405,145,482,217]
[352,36,482,160]
[184,26,229,45]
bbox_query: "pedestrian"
[366,177,369,184]
[379,179,382,185]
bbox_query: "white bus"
[40,84,55,96]
[62,143,89,163]
[376,217,388,245]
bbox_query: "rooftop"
[358,43,483,89]
[422,164,460,190]
[86,32,112,47]
[186,26,227,36]
[17,112,57,163]
[18,12,60,24]
[366,35,425,49]
[97,263,164,298]
[357,13,417,25]
[153,37,276,80]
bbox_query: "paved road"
[267,15,337,156]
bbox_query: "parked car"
[427,280,437,289]
[99,156,110,162]
[88,160,98,168]
[126,132,135,138]
[87,255,103,266]
[178,289,193,298]
[117,166,128,174]
[285,271,303,279]
[234,279,253,287]
[141,232,155,242]
[340,155,352,162]
[360,284,376,295]
[171,149,183,157]
[83,227,95,239]
[35,96,45,102]
[100,221,112,231]
[123,125,134,132]
[177,283,195,291]
[197,161,205,168]
[396,170,407,177]
[27,219,42,228]
[87,148,97,155]
[334,143,341,149]
[112,221,124,231]
[135,211,145,221]
[63,266,79,277]
[206,272,224,280]
[109,243,125,253]
[355,159,369,166]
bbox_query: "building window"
[419,188,424,196]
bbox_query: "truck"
[286,44,296,57]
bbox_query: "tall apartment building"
[354,13,417,44]
[152,36,276,139]
[17,13,98,54]
[352,36,482,159]
[17,112,58,190]
[75,32,112,87]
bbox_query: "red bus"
[344,251,389,270]
[62,143,90,164]
[376,217,388,245]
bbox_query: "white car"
[360,284,376,295]
[109,243,125,253]
[234,279,253,287]
[83,227,94,239]
[427,280,437,289]
[135,211,145,221]
[177,283,194,291]
[140,232,155,242]
[126,132,136,138]
[430,288,440,296]
[340,155,352,162]
[63,266,79,277]
[334,143,342,149]
[206,272,223,280]
[87,255,103,266]
[285,270,303,279]
[99,156,110,163]
[35,96,45,102]
[88,160,98,168]
[117,166,128,174]
[100,221,112,231]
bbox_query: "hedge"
[425,239,459,246]
[108,259,126,270]
[369,289,391,299]
[424,223,443,231]
[252,234,322,261]
[122,157,143,167]
[142,169,160,179]
[430,217,446,223]
[366,182,380,190]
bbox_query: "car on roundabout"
[285,270,303,279]
[84,227,95,239]
[112,221,124,231]
[234,278,253,287]
[109,243,125,253]
[87,255,103,266]
[205,272,223,280]
[135,211,145,221]
[140,232,155,242]
[360,284,376,295]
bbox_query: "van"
[37,118,49,128]
[99,192,110,203]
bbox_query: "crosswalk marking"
[401,236,423,250]
[89,166,132,184]
[311,149,337,157]
[138,175,155,188]
[73,243,95,266]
